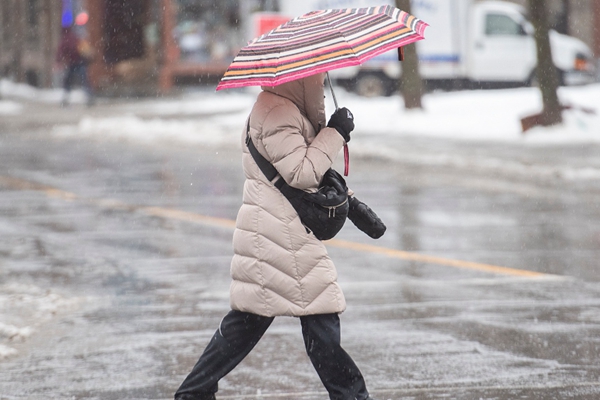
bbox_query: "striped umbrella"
[216,5,428,91]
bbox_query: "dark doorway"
[103,0,149,64]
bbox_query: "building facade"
[0,0,62,87]
[1,0,599,92]
[85,0,274,94]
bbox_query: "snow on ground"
[0,283,85,359]
[2,78,599,146]
[340,84,600,143]
[59,84,600,145]
[0,79,88,105]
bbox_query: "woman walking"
[175,72,383,400]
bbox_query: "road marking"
[1,175,554,279]
[0,175,78,200]
[327,238,550,278]
[141,206,237,229]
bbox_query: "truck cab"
[468,1,594,87]
[284,0,596,96]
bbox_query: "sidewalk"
[3,80,600,192]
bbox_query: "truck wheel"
[527,68,565,87]
[527,70,539,87]
[354,72,395,97]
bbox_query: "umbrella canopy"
[216,5,428,91]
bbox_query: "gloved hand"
[348,196,386,239]
[327,107,354,143]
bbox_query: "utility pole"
[395,0,423,109]
[529,0,562,126]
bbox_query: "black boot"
[175,393,215,400]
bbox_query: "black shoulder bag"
[245,122,349,240]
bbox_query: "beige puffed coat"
[229,73,347,317]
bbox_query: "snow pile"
[121,91,255,117]
[342,84,600,142]
[0,322,33,341]
[54,114,244,145]
[0,283,83,359]
[0,100,23,115]
[0,344,18,359]
[52,89,255,143]
[0,79,87,105]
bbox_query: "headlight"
[574,53,591,71]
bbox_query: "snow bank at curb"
[53,114,247,146]
[54,84,600,146]
[3,77,599,145]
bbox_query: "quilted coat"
[229,73,347,317]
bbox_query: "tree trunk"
[594,0,600,65]
[12,0,26,83]
[395,0,423,109]
[39,0,54,88]
[529,0,562,126]
[554,0,569,35]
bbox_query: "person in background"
[56,26,94,106]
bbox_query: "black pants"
[175,310,370,400]
[62,63,93,104]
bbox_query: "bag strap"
[245,119,285,190]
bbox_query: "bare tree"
[395,0,423,109]
[39,0,57,88]
[12,0,27,83]
[529,0,562,126]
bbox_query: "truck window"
[485,14,525,36]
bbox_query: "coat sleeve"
[260,104,345,190]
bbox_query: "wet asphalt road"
[1,101,600,399]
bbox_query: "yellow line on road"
[141,206,237,229]
[1,175,551,278]
[327,238,548,278]
[0,175,78,200]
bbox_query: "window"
[485,14,525,36]
[174,0,242,63]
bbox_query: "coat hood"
[261,73,327,133]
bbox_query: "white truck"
[277,0,596,96]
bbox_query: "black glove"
[327,107,354,143]
[348,196,386,239]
